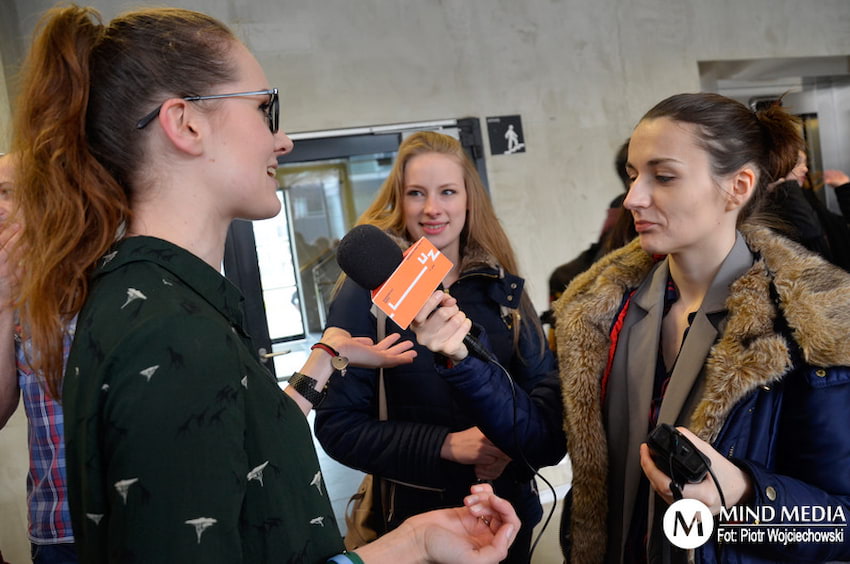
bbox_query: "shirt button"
[507,295,513,302]
[815,369,827,378]
[765,486,777,501]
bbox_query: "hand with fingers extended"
[640,426,753,514]
[823,169,850,187]
[320,326,417,370]
[286,327,416,415]
[409,290,471,363]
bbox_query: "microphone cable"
[486,357,559,562]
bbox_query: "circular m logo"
[662,499,714,549]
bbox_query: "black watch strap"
[289,372,327,407]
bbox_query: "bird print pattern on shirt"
[101,250,118,266]
[248,461,270,487]
[121,288,147,309]
[114,478,139,504]
[86,513,104,525]
[310,471,323,495]
[185,517,217,544]
[140,365,159,382]
[310,517,325,527]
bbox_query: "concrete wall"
[0,0,21,149]
[1,0,849,560]
[0,50,10,150]
[6,0,850,307]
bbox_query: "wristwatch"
[288,372,327,406]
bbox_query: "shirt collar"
[94,236,246,328]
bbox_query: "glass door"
[280,156,395,335]
[252,190,303,341]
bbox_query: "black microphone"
[336,224,498,364]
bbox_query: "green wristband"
[327,552,365,564]
[345,551,365,564]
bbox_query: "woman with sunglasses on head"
[11,5,519,564]
[415,93,850,563]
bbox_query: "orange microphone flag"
[371,237,453,330]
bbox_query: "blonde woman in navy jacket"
[315,132,564,563]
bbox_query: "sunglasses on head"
[136,88,279,133]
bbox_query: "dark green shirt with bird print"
[64,236,344,563]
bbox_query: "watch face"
[331,356,349,371]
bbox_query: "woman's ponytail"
[12,6,130,400]
[12,4,241,399]
[753,101,805,189]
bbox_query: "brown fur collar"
[552,225,850,564]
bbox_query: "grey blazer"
[603,233,754,563]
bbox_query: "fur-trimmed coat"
[554,225,850,563]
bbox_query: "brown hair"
[357,131,543,354]
[601,206,637,254]
[614,138,631,190]
[12,5,237,399]
[640,92,804,226]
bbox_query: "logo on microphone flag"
[371,237,453,329]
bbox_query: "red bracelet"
[311,342,339,358]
